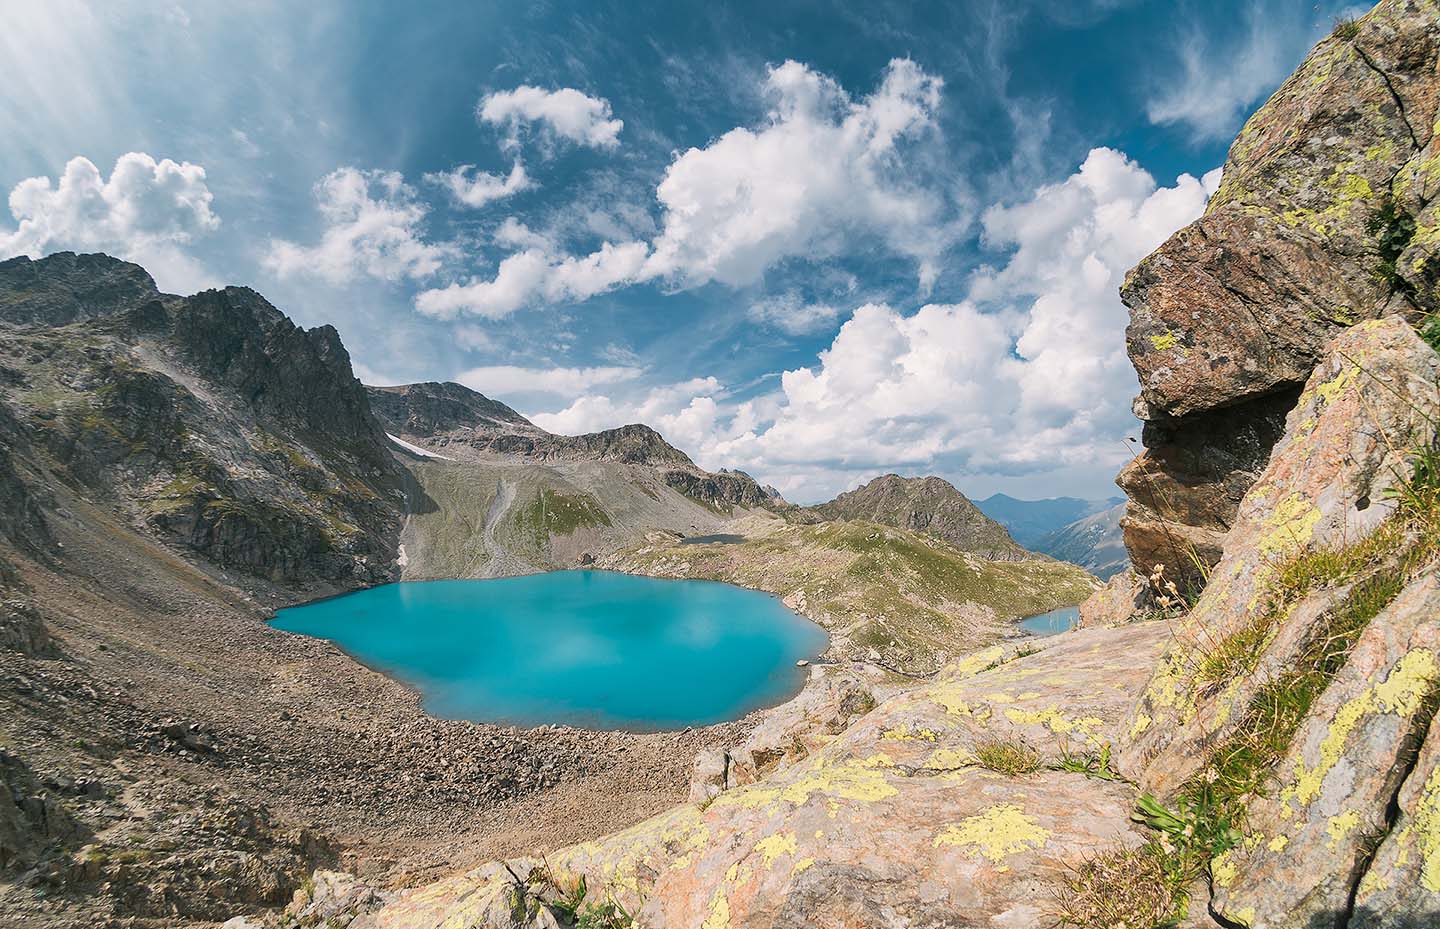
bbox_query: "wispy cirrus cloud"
[746,291,841,336]
[1146,2,1330,140]
[454,363,643,398]
[264,167,453,285]
[425,161,532,209]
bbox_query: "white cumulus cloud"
[479,86,623,151]
[0,152,219,293]
[538,149,1220,502]
[531,377,726,445]
[453,363,643,398]
[641,58,950,290]
[265,167,453,285]
[414,58,955,322]
[425,161,531,208]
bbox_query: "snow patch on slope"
[386,433,454,461]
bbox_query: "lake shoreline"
[269,570,829,733]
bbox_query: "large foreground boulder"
[1118,0,1440,584]
[1209,571,1440,927]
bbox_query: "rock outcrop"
[1121,316,1440,788]
[0,748,85,875]
[661,467,775,509]
[690,667,877,803]
[1118,2,1440,585]
[1076,569,1148,629]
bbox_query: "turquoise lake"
[1019,605,1080,636]
[271,570,828,730]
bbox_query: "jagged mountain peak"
[806,472,1027,559]
[0,251,161,327]
[0,252,403,586]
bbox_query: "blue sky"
[0,0,1365,502]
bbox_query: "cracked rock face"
[1209,571,1440,928]
[1119,317,1440,791]
[1352,694,1440,926]
[1118,0,1440,585]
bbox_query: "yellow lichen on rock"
[932,804,1050,862]
[1286,650,1439,812]
[1256,493,1322,559]
[1002,706,1104,744]
[1326,810,1361,849]
[752,832,798,868]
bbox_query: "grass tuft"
[1368,196,1417,290]
[1331,15,1361,40]
[1422,315,1440,354]
[1052,742,1124,782]
[1052,843,1182,929]
[973,737,1041,776]
[505,864,634,929]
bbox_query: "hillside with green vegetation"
[601,515,1098,671]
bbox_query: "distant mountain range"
[976,493,1129,580]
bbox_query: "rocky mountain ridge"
[370,379,778,510]
[975,492,1123,548]
[1032,502,1128,581]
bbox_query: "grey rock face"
[0,597,58,658]
[0,253,403,587]
[0,252,160,327]
[367,381,533,435]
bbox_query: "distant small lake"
[680,533,746,545]
[1019,605,1079,637]
[271,571,827,730]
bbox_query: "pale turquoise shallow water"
[271,570,828,730]
[1019,605,1080,636]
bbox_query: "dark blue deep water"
[271,571,828,730]
[1019,605,1080,637]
